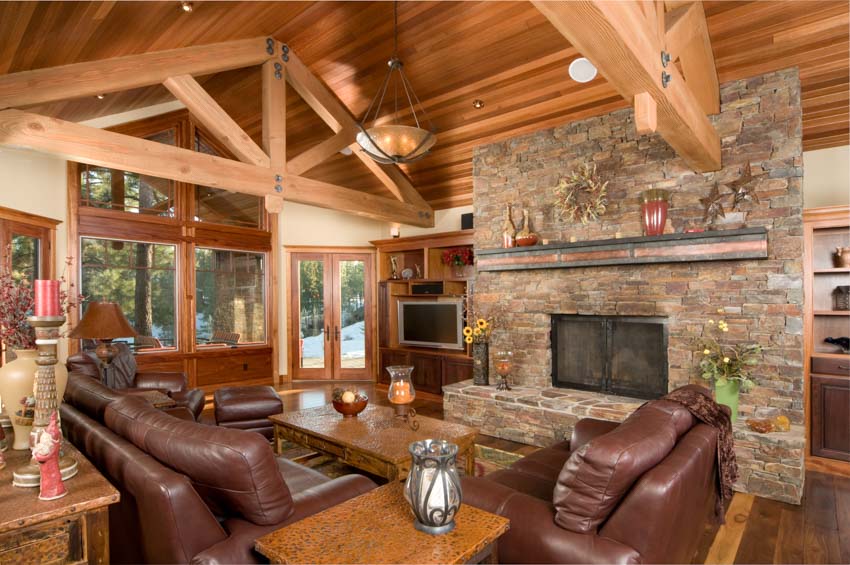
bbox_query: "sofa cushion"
[552,401,683,533]
[104,395,294,526]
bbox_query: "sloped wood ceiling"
[1,1,847,209]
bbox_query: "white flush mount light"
[568,57,598,83]
[339,146,353,156]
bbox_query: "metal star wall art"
[726,161,762,211]
[700,183,726,225]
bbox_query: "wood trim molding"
[803,205,850,223]
[0,205,62,229]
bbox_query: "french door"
[289,251,373,380]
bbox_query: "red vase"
[641,189,670,236]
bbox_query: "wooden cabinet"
[379,347,472,394]
[811,374,850,461]
[411,353,443,394]
[443,357,473,386]
[804,206,850,470]
[379,349,410,384]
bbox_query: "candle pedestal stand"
[13,316,78,488]
[392,403,419,431]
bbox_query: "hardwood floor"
[210,380,850,564]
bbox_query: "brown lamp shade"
[69,302,138,340]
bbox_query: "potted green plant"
[697,312,760,422]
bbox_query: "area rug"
[278,441,523,480]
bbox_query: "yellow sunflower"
[464,336,473,344]
[463,327,473,337]
[473,327,482,336]
[476,318,488,329]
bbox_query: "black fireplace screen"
[550,314,668,400]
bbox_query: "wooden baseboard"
[806,455,850,476]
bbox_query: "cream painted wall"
[0,147,70,360]
[803,146,850,209]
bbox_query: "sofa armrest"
[171,389,206,421]
[570,418,621,451]
[462,477,640,564]
[134,371,188,393]
[191,474,377,564]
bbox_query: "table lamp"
[69,302,138,383]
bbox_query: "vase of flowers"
[697,311,760,422]
[464,317,493,385]
[0,258,79,449]
[442,247,474,279]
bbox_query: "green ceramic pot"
[715,379,740,423]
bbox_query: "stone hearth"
[445,68,806,504]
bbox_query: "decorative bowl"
[516,233,539,247]
[332,397,368,417]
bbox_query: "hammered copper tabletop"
[254,482,510,564]
[0,442,120,533]
[270,403,477,467]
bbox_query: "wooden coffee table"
[270,404,477,481]
[254,482,509,564]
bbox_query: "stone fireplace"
[444,68,806,504]
[551,314,668,400]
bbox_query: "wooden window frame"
[67,110,276,388]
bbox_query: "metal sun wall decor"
[700,161,765,226]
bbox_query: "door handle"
[839,365,849,370]
[335,327,341,340]
[326,325,330,341]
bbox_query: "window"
[195,248,266,346]
[80,237,177,350]
[0,210,55,285]
[79,130,176,217]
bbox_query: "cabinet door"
[443,358,473,386]
[379,350,409,384]
[411,354,442,394]
[811,374,850,461]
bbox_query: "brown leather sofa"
[462,386,721,564]
[67,350,205,421]
[61,372,377,564]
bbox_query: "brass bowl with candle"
[331,388,368,417]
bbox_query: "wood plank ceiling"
[1,1,847,210]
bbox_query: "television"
[397,299,464,350]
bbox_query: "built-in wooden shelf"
[812,352,850,359]
[476,227,768,272]
[814,268,850,274]
[814,311,850,316]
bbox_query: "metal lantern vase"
[472,342,489,385]
[404,439,463,535]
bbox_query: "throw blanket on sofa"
[664,386,738,522]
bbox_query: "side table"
[0,443,120,564]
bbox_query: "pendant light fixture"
[356,1,436,164]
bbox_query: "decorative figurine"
[33,411,67,501]
[515,209,539,246]
[824,336,850,353]
[501,204,516,248]
[700,183,726,226]
[726,162,761,211]
[390,255,400,280]
[835,247,850,268]
[414,264,422,279]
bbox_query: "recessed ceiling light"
[96,93,106,100]
[568,57,597,83]
[472,99,485,109]
[180,1,193,12]
[340,146,353,156]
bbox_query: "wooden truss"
[533,0,721,171]
[0,37,435,227]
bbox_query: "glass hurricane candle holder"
[386,365,419,430]
[494,350,513,391]
[404,439,462,535]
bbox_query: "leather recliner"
[61,373,377,564]
[67,349,205,421]
[462,385,721,564]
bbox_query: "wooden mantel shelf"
[476,227,768,272]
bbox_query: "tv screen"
[398,301,463,350]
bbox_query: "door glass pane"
[80,237,177,351]
[298,260,325,368]
[339,260,366,369]
[10,234,40,284]
[195,248,266,347]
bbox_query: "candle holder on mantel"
[494,350,513,391]
[386,365,419,431]
[12,315,78,488]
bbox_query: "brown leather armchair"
[67,350,205,421]
[462,390,721,564]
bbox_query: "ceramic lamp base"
[12,455,78,488]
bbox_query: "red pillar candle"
[34,280,61,317]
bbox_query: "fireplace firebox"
[550,314,668,400]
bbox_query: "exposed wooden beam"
[0,37,271,110]
[287,175,433,228]
[0,109,275,196]
[262,57,287,173]
[287,129,356,176]
[533,0,721,171]
[634,92,658,134]
[164,74,270,167]
[281,49,432,211]
[665,1,720,115]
